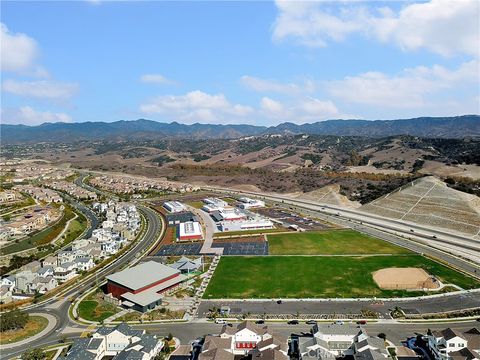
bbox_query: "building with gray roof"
[170,256,203,273]
[62,322,163,360]
[106,261,187,312]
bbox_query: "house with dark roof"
[170,345,193,360]
[427,327,480,360]
[61,323,163,360]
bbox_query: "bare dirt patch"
[372,267,440,290]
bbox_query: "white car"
[215,319,227,324]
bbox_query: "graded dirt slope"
[360,176,480,238]
[295,184,361,208]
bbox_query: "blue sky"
[1,0,479,126]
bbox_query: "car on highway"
[255,320,265,324]
[305,320,317,325]
[215,319,227,324]
[357,320,367,325]
[277,300,282,304]
[287,320,299,325]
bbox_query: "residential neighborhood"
[89,174,199,195]
[61,323,164,360]
[48,180,98,200]
[0,201,141,303]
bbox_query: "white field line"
[401,183,436,220]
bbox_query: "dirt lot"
[255,207,332,231]
[372,267,440,290]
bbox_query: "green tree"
[0,309,30,332]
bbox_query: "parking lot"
[212,241,268,255]
[156,240,268,256]
[156,242,203,255]
[255,207,332,231]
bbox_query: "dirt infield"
[372,267,440,290]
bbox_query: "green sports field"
[203,255,479,299]
[268,230,412,255]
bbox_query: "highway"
[208,186,480,277]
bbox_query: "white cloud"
[371,0,480,57]
[1,106,72,125]
[299,98,338,116]
[273,1,364,47]
[326,60,479,108]
[272,0,480,57]
[2,79,79,100]
[140,74,176,85]
[0,23,48,76]
[140,90,254,124]
[260,96,343,123]
[260,97,285,114]
[241,75,314,94]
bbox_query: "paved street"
[0,205,164,359]
[198,290,480,320]
[4,318,480,359]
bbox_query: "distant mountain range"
[1,115,479,144]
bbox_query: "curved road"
[1,205,163,358]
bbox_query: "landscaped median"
[0,311,50,346]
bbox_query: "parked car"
[287,320,299,325]
[277,300,282,304]
[305,320,317,325]
[215,319,227,324]
[255,320,265,324]
[334,321,344,325]
[357,320,367,325]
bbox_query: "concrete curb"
[201,288,480,303]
